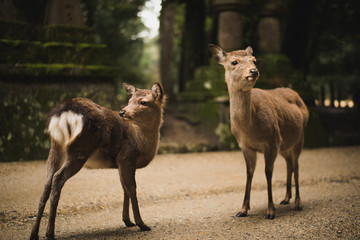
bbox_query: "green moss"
[0,39,43,64]
[0,20,31,40]
[0,40,109,65]
[43,25,96,43]
[78,43,106,49]
[43,42,74,48]
[76,44,107,65]
[0,64,118,78]
[43,42,75,63]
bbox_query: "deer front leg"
[119,163,151,231]
[121,186,136,227]
[236,148,257,217]
[264,150,277,219]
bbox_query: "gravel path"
[1,146,359,239]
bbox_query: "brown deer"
[209,44,309,219]
[30,82,165,240]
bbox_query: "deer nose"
[119,110,126,117]
[250,69,259,77]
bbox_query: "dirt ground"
[1,146,359,240]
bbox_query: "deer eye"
[140,101,148,106]
[231,61,238,66]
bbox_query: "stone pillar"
[44,0,84,26]
[0,0,15,20]
[258,0,283,53]
[214,0,250,52]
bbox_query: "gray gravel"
[1,146,359,239]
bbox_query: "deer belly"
[85,149,117,169]
[136,155,154,169]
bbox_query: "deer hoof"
[124,219,136,227]
[45,233,55,240]
[236,211,248,217]
[266,214,275,220]
[29,234,39,240]
[280,200,290,205]
[139,224,151,231]
[295,205,303,211]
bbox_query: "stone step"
[0,39,107,65]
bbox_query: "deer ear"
[123,83,136,97]
[152,82,164,102]
[245,46,253,55]
[209,44,227,65]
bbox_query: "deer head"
[209,44,259,92]
[120,82,165,126]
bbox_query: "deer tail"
[48,111,84,146]
[296,97,309,128]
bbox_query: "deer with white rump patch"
[209,44,309,219]
[30,82,165,240]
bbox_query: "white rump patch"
[48,111,84,146]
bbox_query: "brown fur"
[30,82,165,240]
[209,44,309,219]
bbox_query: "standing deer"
[30,82,165,240]
[209,44,309,219]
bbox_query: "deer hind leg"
[45,151,89,239]
[292,137,304,211]
[30,143,63,240]
[280,151,293,205]
[118,163,150,231]
[264,149,277,219]
[236,148,257,217]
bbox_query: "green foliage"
[215,123,238,150]
[308,34,360,95]
[306,0,360,97]
[0,81,119,162]
[81,0,148,86]
[256,53,292,89]
[181,60,227,101]
[304,107,328,148]
[139,37,160,88]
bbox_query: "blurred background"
[0,0,359,161]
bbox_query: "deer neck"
[228,88,253,131]
[130,113,163,153]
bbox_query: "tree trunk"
[159,1,176,100]
[179,0,205,92]
[283,0,314,70]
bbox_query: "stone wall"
[0,20,118,162]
